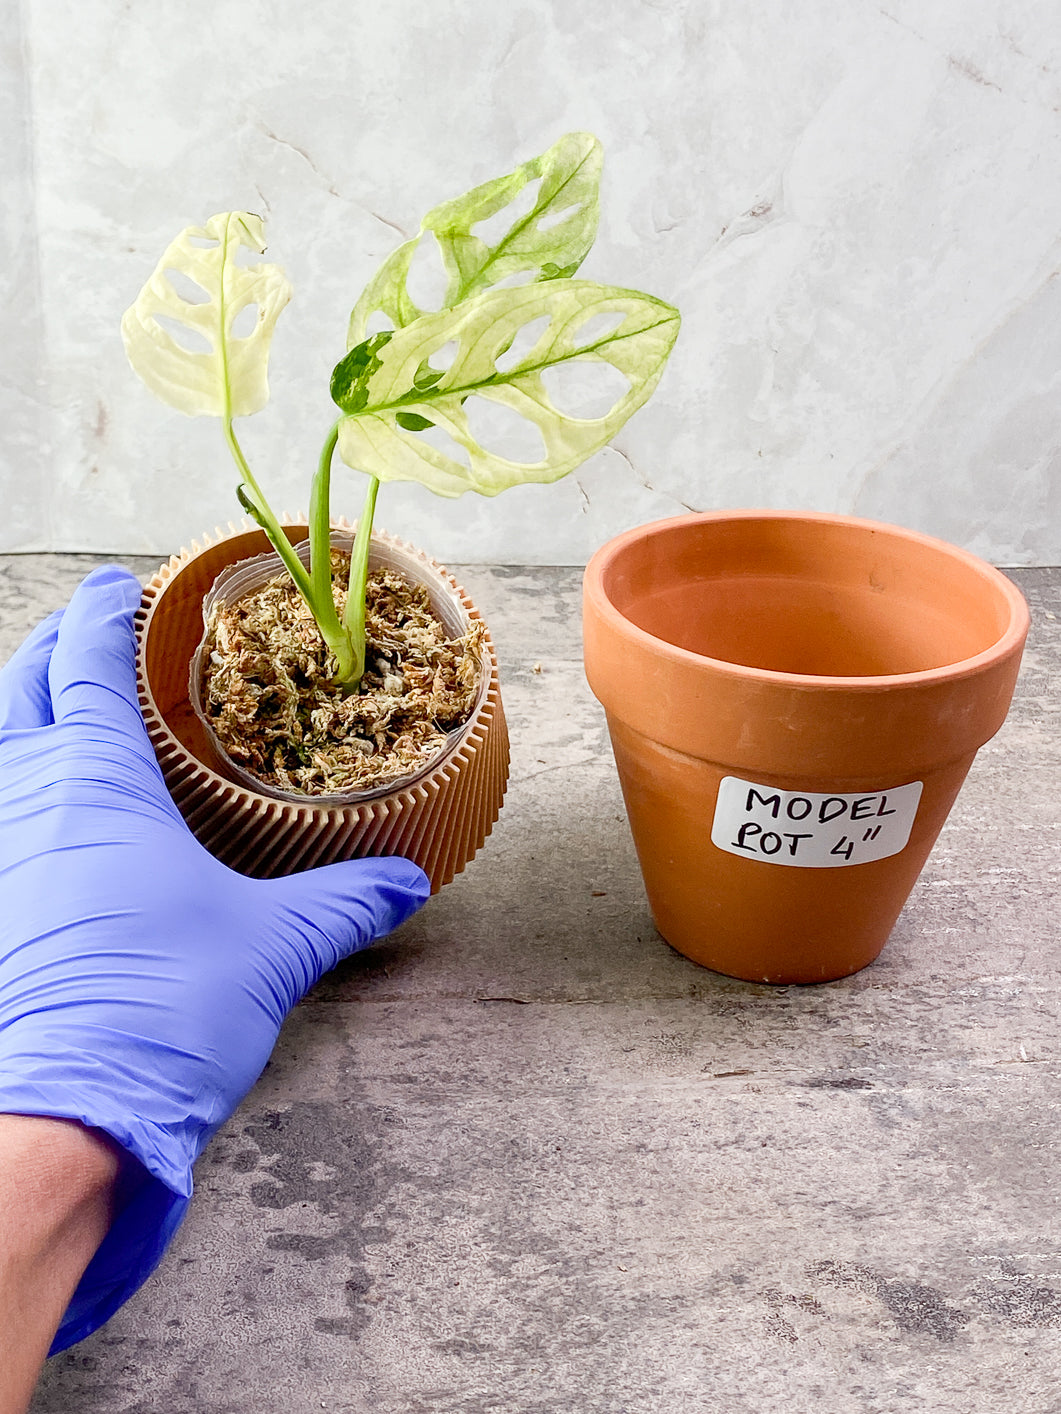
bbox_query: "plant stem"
[309,420,340,609]
[338,475,380,689]
[223,415,356,681]
[223,417,312,599]
[215,218,312,603]
[213,218,359,679]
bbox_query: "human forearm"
[0,1115,120,1414]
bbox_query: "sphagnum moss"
[201,552,484,796]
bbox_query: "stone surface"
[0,556,1055,1412]
[3,1,1061,561]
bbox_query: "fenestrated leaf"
[335,280,680,497]
[348,132,602,345]
[121,212,292,419]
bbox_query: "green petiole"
[224,416,310,601]
[341,475,380,689]
[305,421,378,689]
[227,414,357,685]
[309,421,340,611]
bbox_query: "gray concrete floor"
[2,555,1058,1414]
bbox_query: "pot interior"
[141,525,486,798]
[602,516,1021,677]
[187,530,485,804]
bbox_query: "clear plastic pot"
[188,530,490,805]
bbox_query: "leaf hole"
[427,340,459,372]
[491,271,537,291]
[233,242,263,268]
[470,178,542,247]
[187,235,219,250]
[540,360,631,420]
[536,201,583,232]
[401,421,471,468]
[151,313,213,356]
[363,310,394,338]
[404,232,448,311]
[463,396,547,464]
[494,315,551,373]
[572,310,627,348]
[164,268,210,305]
[230,303,260,339]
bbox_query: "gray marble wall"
[2,0,1059,563]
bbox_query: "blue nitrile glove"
[0,566,429,1353]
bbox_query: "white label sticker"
[710,776,923,868]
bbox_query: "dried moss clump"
[201,551,484,796]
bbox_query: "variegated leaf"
[348,132,602,345]
[334,281,679,497]
[121,212,292,419]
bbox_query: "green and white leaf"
[333,280,680,498]
[121,211,292,419]
[348,132,602,345]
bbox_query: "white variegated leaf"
[348,132,602,345]
[121,212,292,419]
[334,281,680,497]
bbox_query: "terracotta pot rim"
[583,509,1030,691]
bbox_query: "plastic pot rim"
[136,519,503,825]
[188,528,492,806]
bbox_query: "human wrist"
[0,1114,120,1413]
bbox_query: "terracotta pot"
[135,520,509,891]
[583,511,1029,984]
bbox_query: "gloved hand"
[0,566,429,1353]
